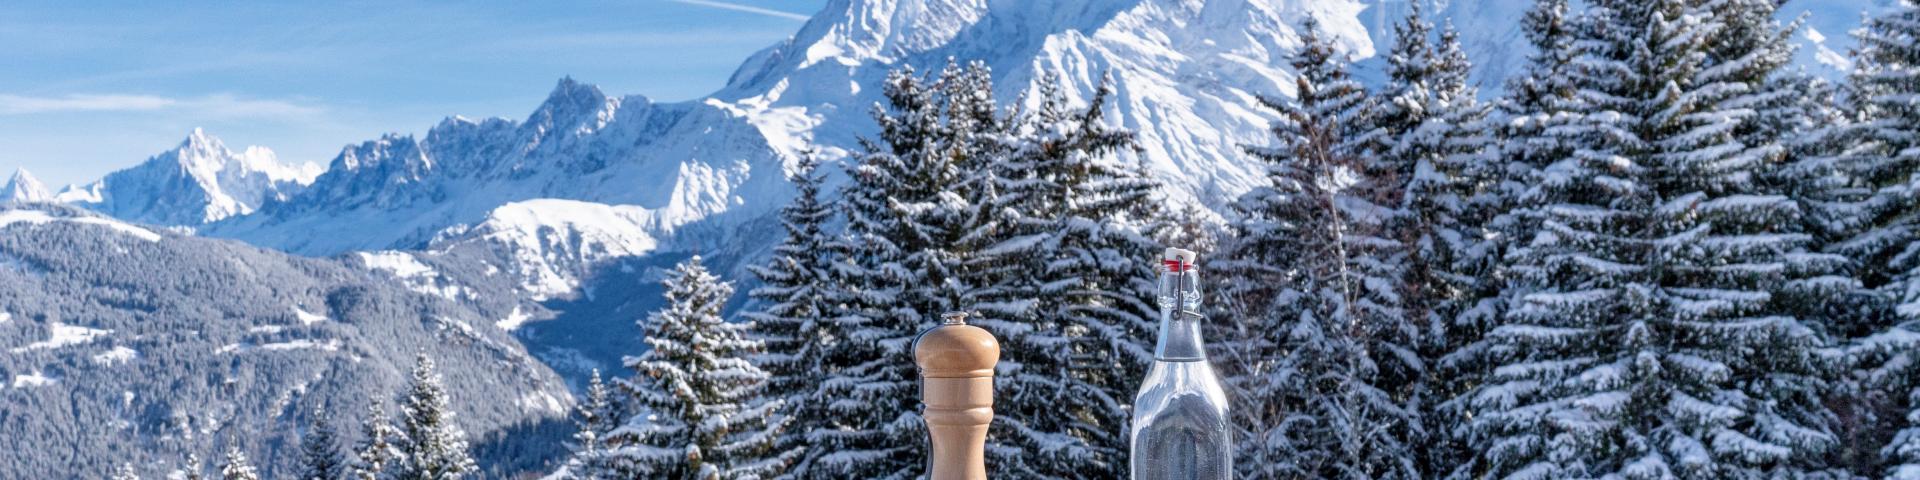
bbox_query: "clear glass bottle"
[1130,247,1231,480]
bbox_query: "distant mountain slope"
[0,205,570,479]
[425,199,665,301]
[65,128,322,226]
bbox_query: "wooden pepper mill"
[914,311,999,480]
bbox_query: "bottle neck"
[1154,264,1207,361]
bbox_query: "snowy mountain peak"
[165,128,321,184]
[66,129,325,225]
[182,126,219,150]
[544,77,605,106]
[526,77,623,138]
[2,168,52,203]
[808,0,988,64]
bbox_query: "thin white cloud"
[504,30,789,50]
[0,93,323,120]
[0,94,175,114]
[667,0,811,21]
[184,94,325,120]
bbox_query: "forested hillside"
[0,206,570,478]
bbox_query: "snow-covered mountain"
[203,79,786,259]
[64,128,323,226]
[1,168,52,204]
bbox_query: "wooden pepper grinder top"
[914,311,999,480]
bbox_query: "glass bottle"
[1130,247,1231,479]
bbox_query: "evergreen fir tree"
[975,72,1160,478]
[184,452,205,480]
[112,463,139,480]
[810,63,1003,479]
[604,256,786,480]
[397,353,477,480]
[1836,2,1920,477]
[1780,74,1881,474]
[1442,3,1581,475]
[1706,1,1854,477]
[300,412,347,480]
[743,151,839,479]
[1469,0,1837,477]
[1153,203,1221,256]
[1365,5,1492,478]
[1218,16,1416,479]
[353,401,405,480]
[220,444,259,480]
[1480,0,1581,268]
[563,369,619,479]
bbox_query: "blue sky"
[0,0,826,187]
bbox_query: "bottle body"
[1130,359,1231,479]
[1130,248,1231,480]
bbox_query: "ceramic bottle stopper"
[914,311,999,480]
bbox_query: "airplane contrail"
[667,0,811,21]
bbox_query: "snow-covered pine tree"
[1836,2,1920,477]
[1775,75,1884,473]
[1362,5,1491,477]
[1703,0,1854,477]
[1217,16,1415,479]
[1838,0,1920,293]
[1442,4,1581,476]
[562,369,620,478]
[743,151,839,479]
[353,401,405,480]
[112,463,139,480]
[1469,0,1837,477]
[974,71,1159,478]
[398,354,476,480]
[1479,0,1581,262]
[810,63,1003,479]
[943,58,1016,336]
[220,444,259,480]
[1153,202,1221,256]
[300,412,347,480]
[184,452,206,480]
[604,256,786,480]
